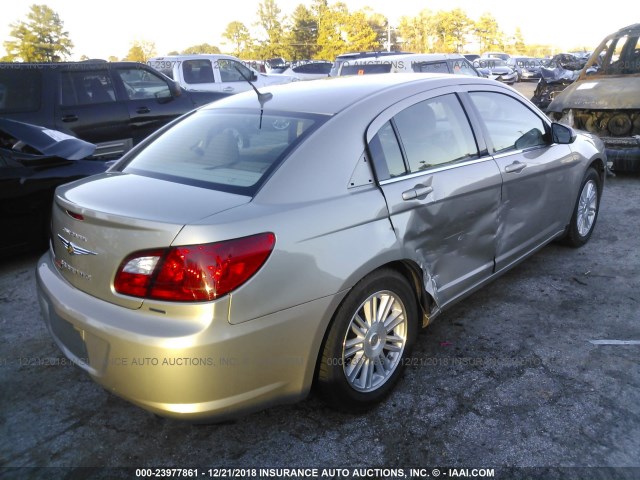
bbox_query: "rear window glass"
[0,69,41,113]
[340,63,392,75]
[121,108,327,196]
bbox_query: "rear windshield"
[121,108,327,196]
[340,63,393,75]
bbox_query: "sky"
[0,0,632,60]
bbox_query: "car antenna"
[233,65,272,129]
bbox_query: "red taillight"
[114,233,275,302]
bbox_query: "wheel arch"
[311,259,433,390]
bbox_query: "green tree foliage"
[182,43,221,55]
[124,40,157,63]
[474,13,504,52]
[3,4,73,61]
[397,9,434,53]
[513,27,526,54]
[430,8,473,53]
[222,21,254,57]
[316,3,379,60]
[287,4,318,60]
[364,9,399,51]
[255,0,290,59]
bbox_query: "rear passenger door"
[55,68,130,157]
[367,89,503,307]
[466,89,578,271]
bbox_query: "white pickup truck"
[147,54,295,95]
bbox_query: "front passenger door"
[467,90,578,271]
[113,66,195,145]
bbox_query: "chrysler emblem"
[57,234,97,256]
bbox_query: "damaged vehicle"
[531,54,586,111]
[37,74,605,422]
[547,24,640,172]
[0,119,108,255]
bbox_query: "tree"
[125,40,156,63]
[3,4,73,61]
[182,43,221,55]
[287,4,318,60]
[255,0,289,58]
[108,55,119,62]
[396,9,435,53]
[513,27,525,54]
[430,9,473,53]
[316,4,378,60]
[474,13,503,53]
[364,9,398,52]
[222,21,253,57]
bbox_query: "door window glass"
[469,92,547,153]
[60,71,115,105]
[116,68,171,100]
[394,94,479,172]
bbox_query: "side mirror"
[168,80,182,97]
[251,72,258,82]
[551,122,576,144]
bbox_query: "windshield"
[121,108,327,196]
[591,33,640,75]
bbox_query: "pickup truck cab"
[147,54,295,95]
[0,61,227,158]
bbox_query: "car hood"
[548,76,640,112]
[488,67,514,75]
[0,118,96,160]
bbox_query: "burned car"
[0,119,108,255]
[531,54,586,111]
[547,24,640,171]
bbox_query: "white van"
[337,53,481,77]
[147,54,295,95]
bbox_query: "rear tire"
[317,269,418,411]
[563,168,601,247]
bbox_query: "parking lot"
[1,80,639,479]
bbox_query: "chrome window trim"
[378,155,495,185]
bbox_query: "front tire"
[317,269,418,411]
[564,168,601,247]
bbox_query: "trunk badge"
[57,234,97,256]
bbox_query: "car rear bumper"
[36,250,341,421]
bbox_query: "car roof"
[149,54,239,62]
[368,53,465,63]
[202,73,502,115]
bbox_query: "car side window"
[412,61,449,74]
[219,60,253,82]
[369,121,407,181]
[393,94,479,172]
[182,60,215,84]
[469,92,547,153]
[60,71,115,106]
[451,59,480,76]
[116,68,171,100]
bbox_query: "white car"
[148,54,295,95]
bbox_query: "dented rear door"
[368,89,502,308]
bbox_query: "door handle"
[61,114,78,123]
[222,87,234,92]
[402,185,433,201]
[136,107,151,114]
[505,161,526,173]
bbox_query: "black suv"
[0,61,228,158]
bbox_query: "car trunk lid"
[50,172,250,308]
